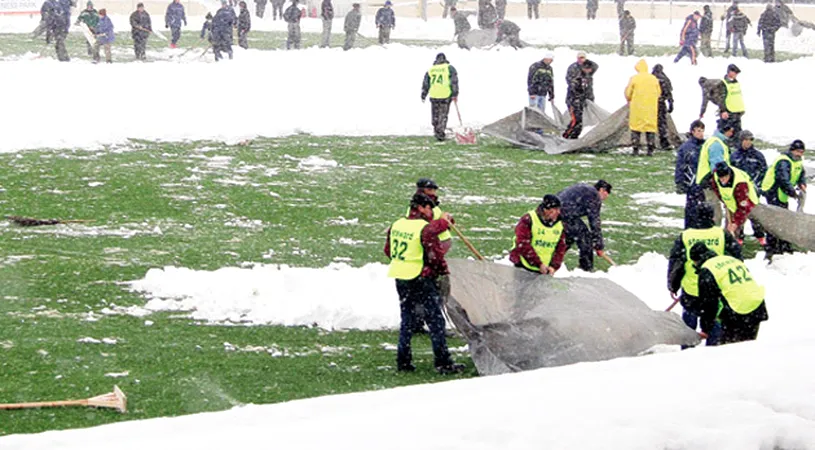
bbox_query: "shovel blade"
[455,128,477,145]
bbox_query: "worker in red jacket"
[709,162,759,243]
[509,194,568,274]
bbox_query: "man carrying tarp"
[689,241,768,345]
[709,162,759,242]
[563,52,598,140]
[509,194,568,275]
[730,130,768,245]
[699,64,745,147]
[761,140,807,261]
[675,120,706,228]
[557,180,611,272]
[668,203,742,343]
[450,7,474,49]
[421,53,459,142]
[495,19,522,49]
[527,52,554,114]
[624,59,661,157]
[406,178,453,334]
[652,64,675,150]
[385,193,465,375]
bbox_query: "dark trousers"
[527,2,539,19]
[133,34,148,60]
[456,32,470,49]
[762,32,776,62]
[497,2,506,19]
[630,130,655,155]
[430,98,451,141]
[674,44,697,64]
[724,28,731,51]
[618,32,634,55]
[378,26,391,44]
[256,2,266,18]
[272,2,283,19]
[170,26,181,45]
[54,29,69,62]
[680,292,722,345]
[287,23,301,49]
[731,31,747,57]
[700,33,712,57]
[213,42,233,61]
[587,6,597,19]
[765,198,794,259]
[563,217,594,271]
[684,184,706,229]
[657,101,671,149]
[395,277,452,369]
[343,31,356,50]
[238,30,249,49]
[563,100,584,139]
[724,112,743,147]
[720,317,761,344]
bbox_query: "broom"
[0,386,127,413]
[6,216,94,227]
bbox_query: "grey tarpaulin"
[445,259,701,376]
[481,103,683,154]
[749,203,815,251]
[462,29,497,48]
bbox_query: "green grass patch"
[0,135,768,435]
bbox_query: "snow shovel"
[452,99,477,145]
[0,386,127,413]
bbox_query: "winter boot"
[436,363,465,375]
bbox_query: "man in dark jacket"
[200,12,213,42]
[758,4,781,62]
[421,53,459,142]
[761,140,807,260]
[343,3,361,50]
[130,3,152,61]
[586,0,598,20]
[722,1,739,53]
[254,0,266,18]
[652,64,674,150]
[675,121,706,228]
[563,52,598,139]
[375,1,395,44]
[320,0,333,48]
[450,7,473,49]
[495,19,521,49]
[699,5,713,57]
[729,7,751,57]
[477,0,497,29]
[212,1,236,61]
[283,0,302,49]
[509,194,568,275]
[618,10,636,56]
[527,52,554,114]
[385,193,464,375]
[556,180,611,272]
[689,242,768,345]
[729,130,767,244]
[165,0,186,48]
[667,203,742,342]
[237,1,251,49]
[42,0,70,61]
[675,11,701,65]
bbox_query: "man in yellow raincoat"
[624,59,661,156]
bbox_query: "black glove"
[667,100,674,113]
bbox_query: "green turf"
[0,28,803,61]
[0,135,770,436]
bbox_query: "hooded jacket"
[421,54,459,100]
[624,59,661,133]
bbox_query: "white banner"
[0,0,40,14]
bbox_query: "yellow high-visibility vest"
[387,218,428,280]
[513,210,563,271]
[714,167,759,213]
[761,154,805,203]
[681,227,726,296]
[428,63,452,99]
[723,78,745,113]
[702,255,765,315]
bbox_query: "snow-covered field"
[2,13,815,449]
[1,15,815,151]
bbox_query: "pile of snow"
[1,17,815,151]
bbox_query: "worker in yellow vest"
[761,139,807,260]
[719,64,745,146]
[385,193,464,374]
[421,52,459,141]
[689,242,768,345]
[694,121,736,226]
[668,203,742,343]
[509,194,567,274]
[709,162,759,243]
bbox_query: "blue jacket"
[58,0,72,30]
[375,7,395,28]
[675,135,704,193]
[212,6,236,43]
[730,145,768,187]
[557,183,605,250]
[680,14,699,46]
[95,15,115,44]
[43,0,70,32]
[165,2,187,28]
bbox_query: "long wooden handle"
[0,399,87,410]
[665,292,680,312]
[449,223,485,261]
[601,253,617,267]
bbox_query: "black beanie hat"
[714,161,733,177]
[541,194,561,210]
[790,139,806,151]
[416,178,439,189]
[410,193,435,209]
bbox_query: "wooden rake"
[0,386,127,413]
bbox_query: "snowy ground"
[1,15,815,151]
[3,13,815,449]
